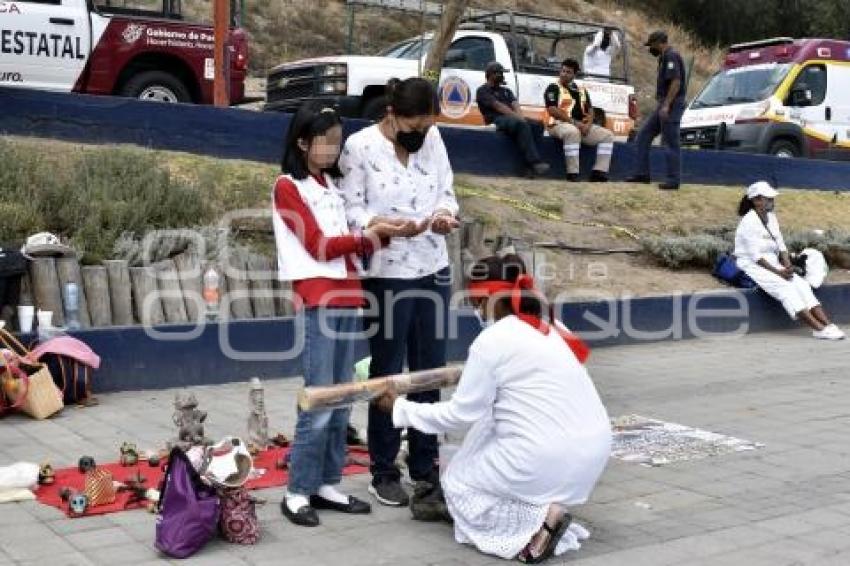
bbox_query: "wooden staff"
[297,366,464,412]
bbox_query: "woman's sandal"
[517,512,573,564]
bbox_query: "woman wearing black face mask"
[337,77,461,508]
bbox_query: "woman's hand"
[778,266,794,280]
[429,209,460,235]
[373,386,399,414]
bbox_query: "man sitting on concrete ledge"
[476,62,550,179]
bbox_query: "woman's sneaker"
[813,325,845,340]
[368,478,410,507]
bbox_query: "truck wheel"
[362,96,388,121]
[121,71,191,103]
[768,139,800,159]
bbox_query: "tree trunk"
[421,0,470,83]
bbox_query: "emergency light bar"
[729,37,794,53]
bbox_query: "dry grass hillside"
[234,0,724,114]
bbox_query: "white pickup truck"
[265,11,637,140]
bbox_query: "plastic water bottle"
[202,267,220,320]
[64,282,81,330]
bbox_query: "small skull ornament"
[78,456,96,474]
[69,493,89,516]
[119,442,139,466]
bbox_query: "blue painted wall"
[29,284,850,393]
[2,87,849,190]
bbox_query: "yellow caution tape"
[456,185,641,241]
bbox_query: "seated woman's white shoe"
[829,324,847,338]
[813,325,845,340]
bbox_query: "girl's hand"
[365,222,400,240]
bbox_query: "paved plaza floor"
[2,329,850,565]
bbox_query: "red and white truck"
[0,0,248,104]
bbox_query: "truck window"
[95,0,183,18]
[379,38,433,60]
[446,37,496,71]
[789,64,827,106]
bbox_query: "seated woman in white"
[734,181,844,340]
[375,255,611,563]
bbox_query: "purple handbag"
[155,448,221,559]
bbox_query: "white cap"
[746,181,779,199]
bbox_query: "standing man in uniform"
[476,62,550,178]
[627,30,687,191]
[543,58,614,182]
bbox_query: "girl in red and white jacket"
[274,103,406,527]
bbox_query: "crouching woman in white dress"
[734,181,844,340]
[375,255,611,563]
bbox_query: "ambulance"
[681,37,850,159]
[0,0,248,104]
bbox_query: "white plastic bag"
[0,462,39,490]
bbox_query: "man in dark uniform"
[627,30,687,191]
[476,62,550,177]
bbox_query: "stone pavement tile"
[813,550,850,566]
[753,513,828,537]
[0,523,75,561]
[46,515,115,536]
[82,541,164,565]
[789,527,850,554]
[65,525,136,551]
[18,500,67,521]
[16,551,96,566]
[741,538,841,566]
[0,502,39,526]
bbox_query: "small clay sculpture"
[171,393,209,449]
[247,378,269,453]
[119,442,139,466]
[78,456,96,474]
[38,462,55,485]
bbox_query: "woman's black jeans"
[362,267,451,485]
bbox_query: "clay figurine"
[119,442,139,466]
[38,462,55,485]
[247,378,269,453]
[78,456,96,474]
[171,393,209,449]
[59,487,73,502]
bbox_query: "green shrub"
[0,140,212,263]
[641,233,730,269]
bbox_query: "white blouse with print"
[734,209,788,270]
[337,124,459,279]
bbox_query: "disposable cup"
[17,305,34,333]
[36,310,53,330]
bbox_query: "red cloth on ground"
[35,446,370,518]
